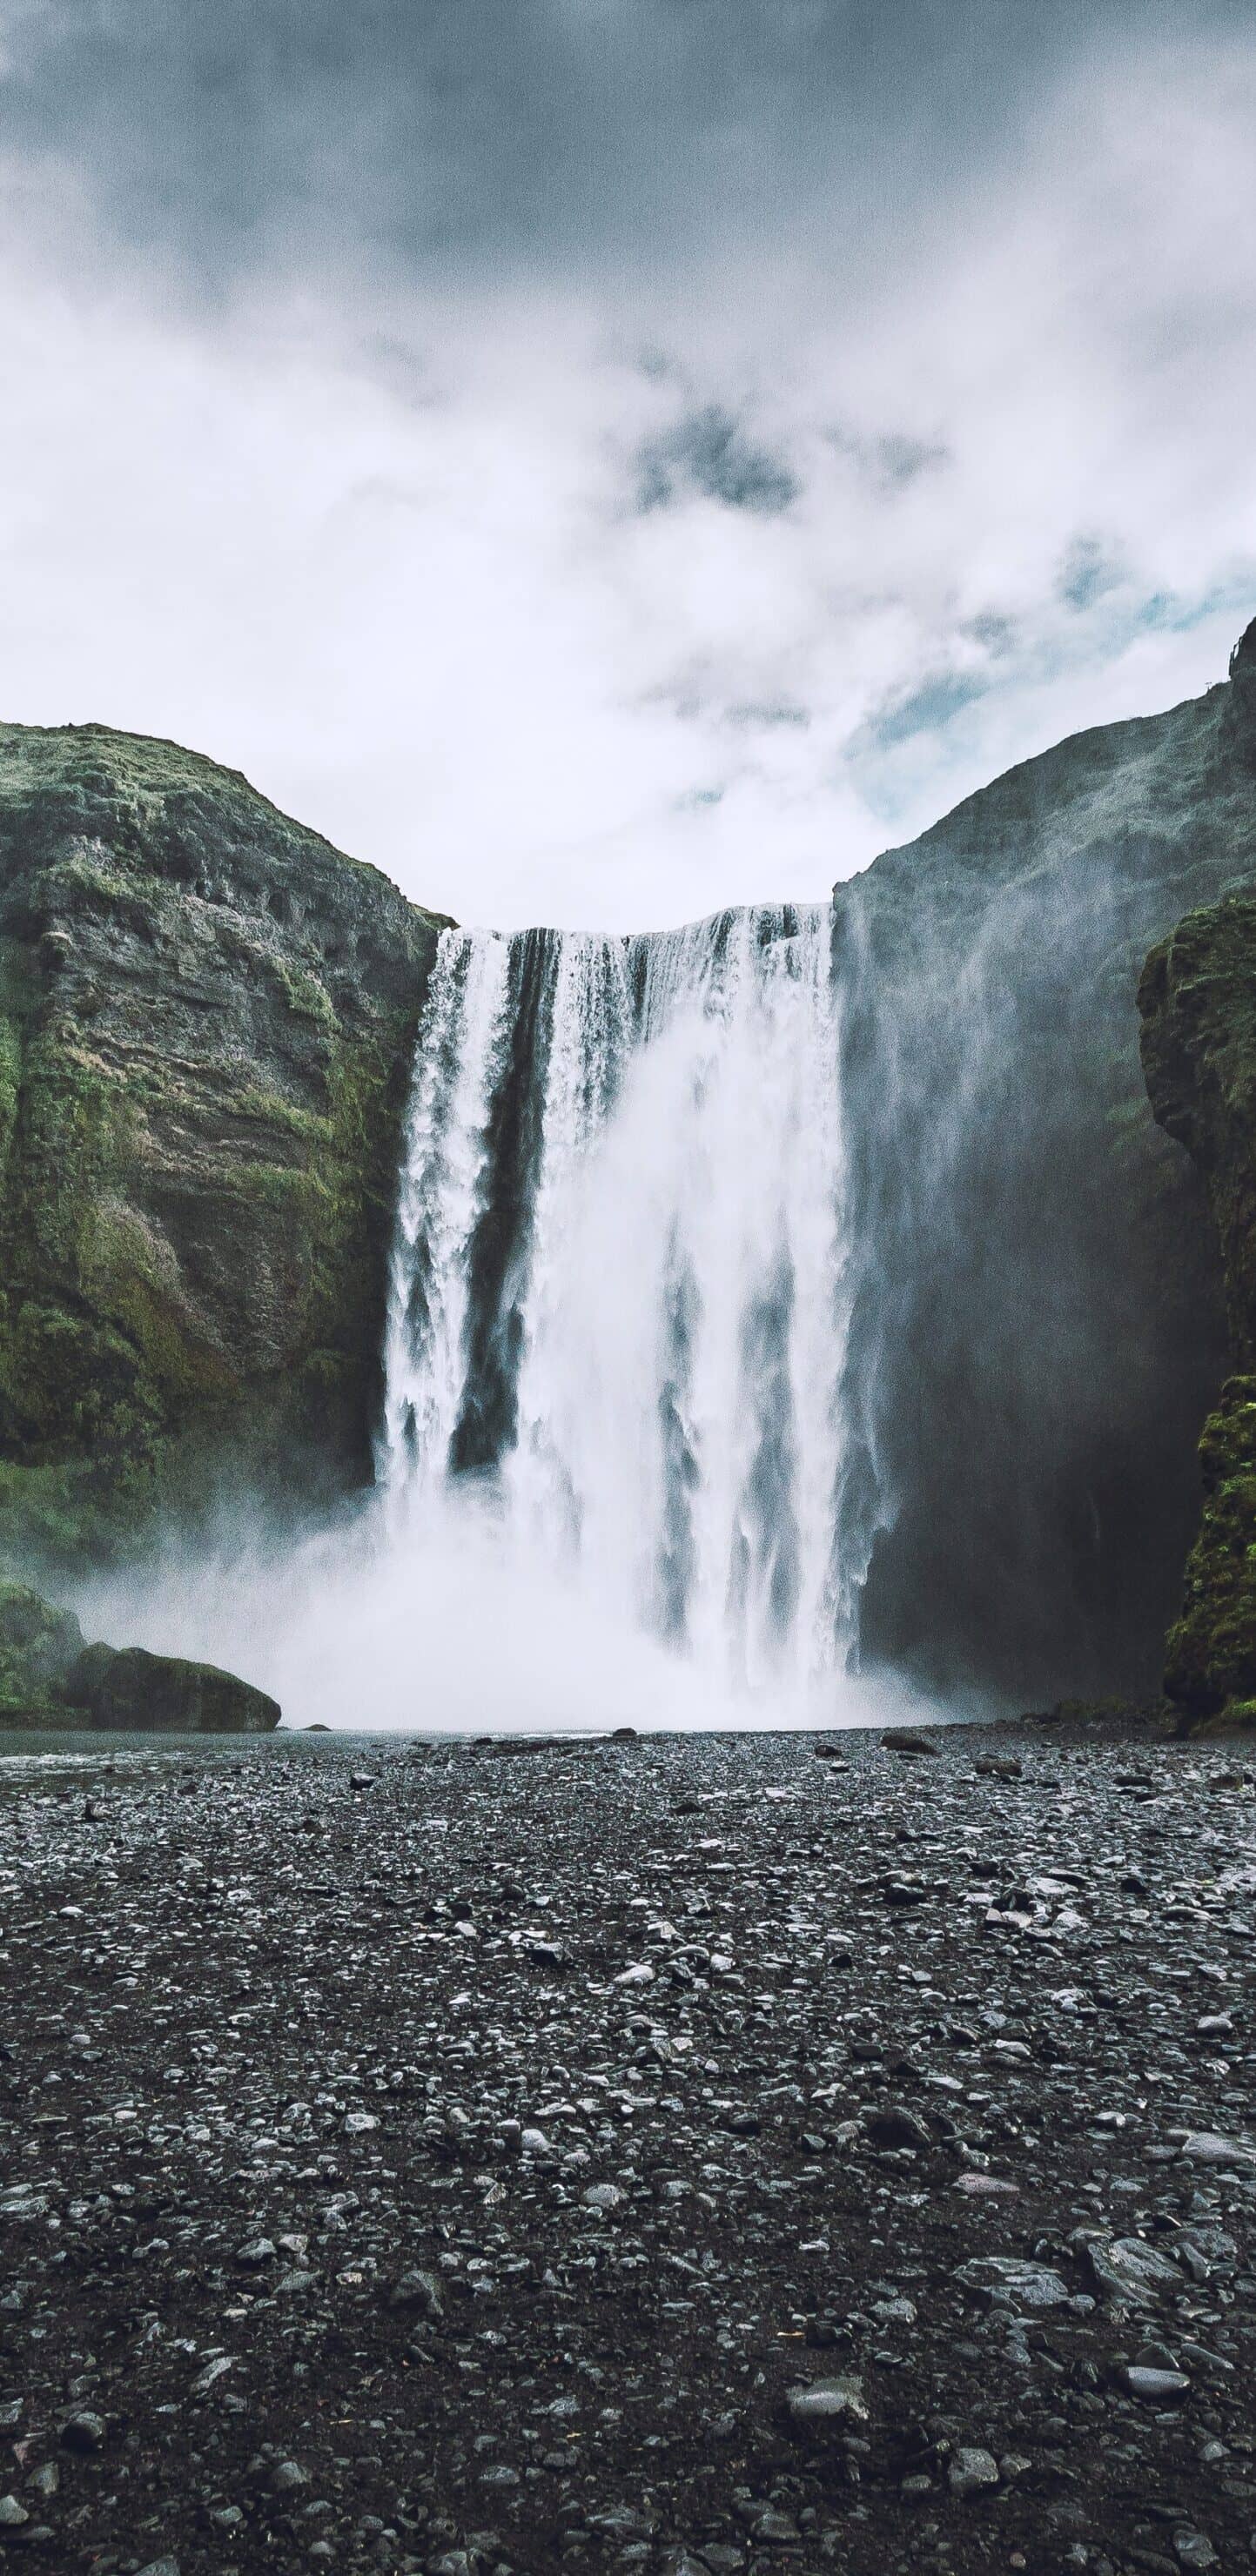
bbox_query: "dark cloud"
[5,0,1249,298]
[964,612,1019,657]
[635,406,799,516]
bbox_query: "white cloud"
[0,25,1253,929]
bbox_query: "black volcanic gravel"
[0,1719,1253,2576]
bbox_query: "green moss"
[232,1084,330,1142]
[0,1576,84,1710]
[272,959,336,1030]
[0,712,444,1565]
[87,1202,238,1405]
[1165,1375,1256,1715]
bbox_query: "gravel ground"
[0,1717,1253,2576]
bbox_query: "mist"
[68,1490,944,1737]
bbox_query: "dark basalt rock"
[835,637,1256,1706]
[0,721,449,1561]
[55,1640,280,1733]
[0,1573,278,1730]
[1141,875,1256,1722]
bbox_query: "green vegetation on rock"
[1140,712,1256,1727]
[1161,1377,1256,1719]
[0,719,449,1564]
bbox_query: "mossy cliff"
[0,722,448,1560]
[1140,637,1256,1721]
[841,634,1256,1703]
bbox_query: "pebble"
[1124,2366,1192,2400]
[786,2374,869,2428]
[0,1717,1252,2575]
[949,2446,1000,2497]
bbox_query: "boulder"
[56,1641,279,1734]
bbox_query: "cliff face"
[1139,672,1256,1721]
[0,722,448,1560]
[838,658,1256,1703]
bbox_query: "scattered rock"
[60,2411,106,2452]
[1124,2366,1191,2401]
[786,2375,868,2431]
[949,2447,1000,2498]
[954,2257,1071,2310]
[0,1717,1250,2576]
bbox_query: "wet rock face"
[0,1718,1253,2574]
[1140,875,1256,1721]
[0,721,449,1560]
[1161,1378,1256,1721]
[836,654,1254,1705]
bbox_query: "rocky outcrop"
[840,644,1256,1703]
[0,1578,279,1729]
[57,1640,279,1733]
[1140,834,1256,1722]
[0,722,448,1560]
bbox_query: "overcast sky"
[1,0,1253,929]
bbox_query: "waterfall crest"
[380,904,879,1697]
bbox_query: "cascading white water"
[379,903,873,1700]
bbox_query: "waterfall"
[380,903,878,1700]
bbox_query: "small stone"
[343,2109,379,2134]
[1173,2534,1219,2571]
[0,2496,30,2529]
[581,2184,625,2211]
[1177,2130,1256,2170]
[1085,2236,1181,2304]
[236,2236,277,2265]
[271,2459,311,2493]
[750,2507,800,2542]
[863,2104,930,2150]
[954,2257,1070,2311]
[949,2447,1000,2498]
[1123,2366,1190,2401]
[786,2375,868,2431]
[882,1729,939,1756]
[60,2411,106,2452]
[388,2268,443,2317]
